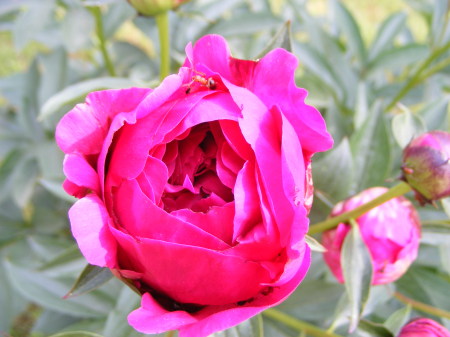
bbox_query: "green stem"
[419,56,450,82]
[90,6,116,76]
[385,41,450,111]
[308,182,412,235]
[394,292,450,320]
[156,11,170,81]
[263,309,345,337]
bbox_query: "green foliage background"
[0,0,450,336]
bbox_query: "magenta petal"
[189,35,233,80]
[114,179,230,250]
[68,194,116,267]
[111,228,271,305]
[128,293,197,334]
[56,88,150,155]
[250,49,333,154]
[63,154,100,195]
[179,246,311,337]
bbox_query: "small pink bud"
[127,0,189,16]
[398,318,450,337]
[402,131,450,204]
[322,187,421,285]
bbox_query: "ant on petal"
[185,71,217,94]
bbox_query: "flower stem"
[90,6,116,76]
[308,182,412,235]
[385,41,450,112]
[156,11,170,81]
[394,292,450,320]
[263,309,345,337]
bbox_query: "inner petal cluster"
[161,121,242,213]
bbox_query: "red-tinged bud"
[398,318,450,337]
[127,0,189,16]
[402,130,450,204]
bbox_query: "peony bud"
[398,318,450,337]
[127,0,189,16]
[322,187,421,285]
[402,130,450,204]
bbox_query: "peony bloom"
[402,130,450,204]
[56,34,332,337]
[127,0,189,16]
[398,318,450,337]
[322,187,421,285]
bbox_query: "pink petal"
[68,194,116,267]
[63,154,100,195]
[128,293,197,334]
[111,227,272,306]
[113,179,230,250]
[244,48,333,154]
[171,203,235,244]
[56,88,150,155]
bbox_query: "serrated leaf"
[48,331,104,337]
[333,1,367,64]
[384,305,411,336]
[305,235,327,253]
[66,264,114,298]
[38,77,141,121]
[341,224,373,332]
[256,21,292,58]
[391,106,426,148]
[369,12,407,61]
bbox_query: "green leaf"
[38,77,141,121]
[305,235,327,253]
[341,224,373,332]
[358,320,394,337]
[384,305,411,336]
[3,260,110,318]
[333,1,367,64]
[431,0,448,46]
[418,97,449,131]
[39,179,76,203]
[391,106,426,148]
[207,12,282,37]
[66,264,114,298]
[48,331,104,337]
[350,105,391,192]
[212,315,264,337]
[369,12,407,61]
[256,21,292,58]
[367,44,429,75]
[0,149,25,204]
[312,140,354,205]
[102,286,141,337]
[11,157,39,208]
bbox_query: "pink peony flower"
[402,130,450,204]
[398,318,450,337]
[56,34,333,337]
[322,187,421,285]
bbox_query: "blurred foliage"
[0,0,450,337]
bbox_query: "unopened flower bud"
[322,187,421,285]
[402,130,450,204]
[398,318,450,337]
[127,0,188,16]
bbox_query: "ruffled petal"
[68,194,117,267]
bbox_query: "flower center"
[161,122,235,213]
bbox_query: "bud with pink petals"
[322,187,421,285]
[402,130,450,204]
[398,318,450,337]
